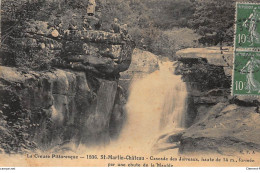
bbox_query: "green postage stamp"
[233,3,260,95]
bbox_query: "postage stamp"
[233,3,260,95]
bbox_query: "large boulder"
[4,18,135,73]
[119,49,159,91]
[179,102,260,155]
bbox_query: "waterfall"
[73,61,188,155]
[116,61,188,153]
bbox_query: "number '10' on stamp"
[232,3,260,95]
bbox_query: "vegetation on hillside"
[97,0,199,57]
[2,0,260,67]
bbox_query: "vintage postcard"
[0,0,260,168]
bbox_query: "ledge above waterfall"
[176,47,233,76]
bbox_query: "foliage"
[188,0,235,47]
[144,0,194,29]
[149,28,200,58]
[1,0,85,70]
[179,61,231,91]
[97,0,196,57]
[0,87,37,154]
[5,0,252,66]
[188,0,259,47]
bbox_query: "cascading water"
[115,61,188,153]
[74,60,188,155]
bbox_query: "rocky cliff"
[0,17,135,153]
[175,47,232,127]
[153,47,260,155]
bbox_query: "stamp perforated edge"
[231,2,238,96]
[231,2,260,97]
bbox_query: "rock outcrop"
[176,46,233,76]
[153,100,260,155]
[0,16,135,153]
[179,102,260,155]
[119,49,159,92]
[0,65,127,152]
[153,46,260,155]
[175,61,231,127]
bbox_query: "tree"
[188,0,235,48]
[142,0,194,29]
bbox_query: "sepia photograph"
[0,0,260,168]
